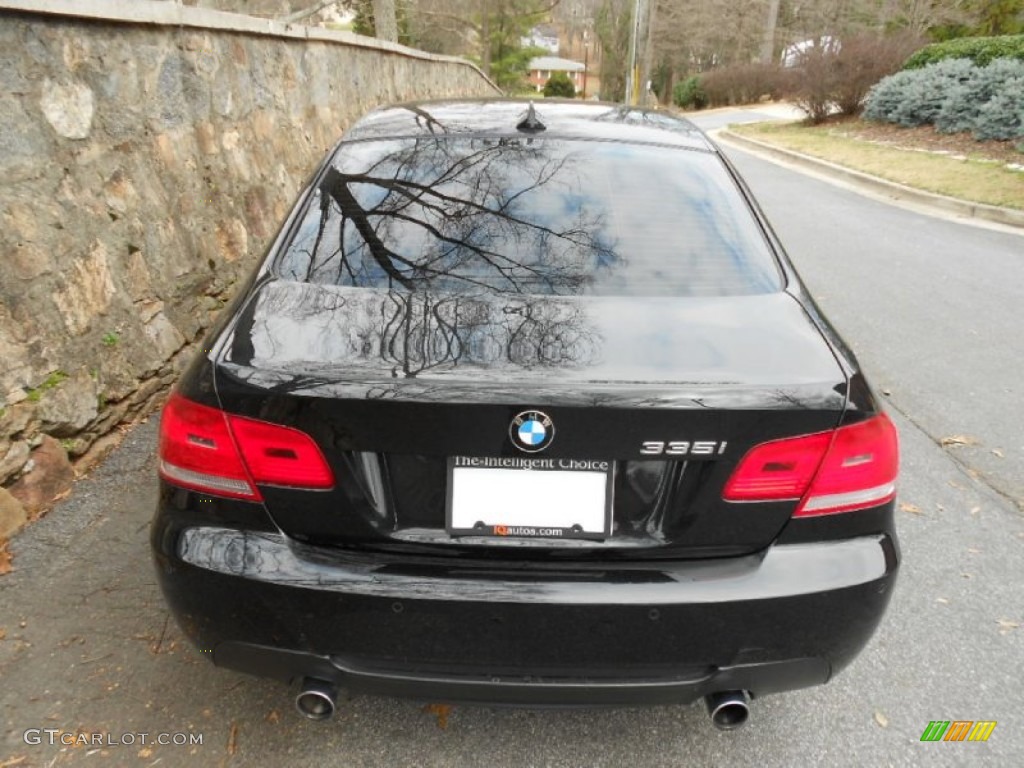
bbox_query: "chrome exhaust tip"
[295,678,338,721]
[704,690,751,730]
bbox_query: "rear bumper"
[215,643,829,707]
[152,519,899,707]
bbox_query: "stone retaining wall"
[0,0,499,535]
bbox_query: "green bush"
[974,80,1024,140]
[672,76,707,109]
[904,34,1024,69]
[893,59,975,127]
[543,71,577,98]
[862,70,914,122]
[864,59,974,126]
[935,59,1024,134]
[864,58,1024,141]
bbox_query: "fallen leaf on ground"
[899,502,922,515]
[997,619,1019,635]
[0,628,5,640]
[0,541,12,576]
[970,506,981,516]
[874,711,889,728]
[941,435,979,448]
[935,597,949,604]
[265,709,280,724]
[423,703,452,730]
[227,722,238,756]
[991,448,1005,458]
[138,747,153,758]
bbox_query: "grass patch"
[26,370,68,402]
[729,120,1024,210]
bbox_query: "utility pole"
[639,0,656,106]
[624,0,642,104]
[582,34,590,99]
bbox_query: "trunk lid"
[213,279,847,560]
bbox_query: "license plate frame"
[445,456,614,540]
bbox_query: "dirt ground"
[824,116,1024,168]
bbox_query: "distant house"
[527,56,587,94]
[521,24,560,55]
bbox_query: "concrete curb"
[0,0,502,93]
[715,128,1024,231]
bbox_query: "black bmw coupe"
[151,100,899,730]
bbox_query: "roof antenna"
[517,101,546,132]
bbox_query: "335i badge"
[151,99,900,730]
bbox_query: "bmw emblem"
[510,410,554,453]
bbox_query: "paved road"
[2,111,1023,767]
[704,109,1024,508]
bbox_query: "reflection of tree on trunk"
[375,290,600,378]
[381,292,472,377]
[231,280,602,381]
[250,278,352,366]
[501,300,596,367]
[301,132,619,295]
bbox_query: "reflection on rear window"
[275,138,781,297]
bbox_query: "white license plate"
[446,457,613,540]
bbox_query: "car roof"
[340,98,717,152]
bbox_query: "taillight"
[722,431,832,501]
[795,414,899,516]
[227,415,334,490]
[723,414,898,517]
[159,393,258,500]
[158,393,334,500]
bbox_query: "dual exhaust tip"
[296,677,750,731]
[705,690,751,730]
[295,678,339,721]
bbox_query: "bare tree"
[411,0,560,78]
[761,0,781,62]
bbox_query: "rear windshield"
[275,138,781,297]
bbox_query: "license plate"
[446,456,613,540]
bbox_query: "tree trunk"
[373,0,398,42]
[760,0,781,64]
[640,0,657,106]
[481,1,492,75]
